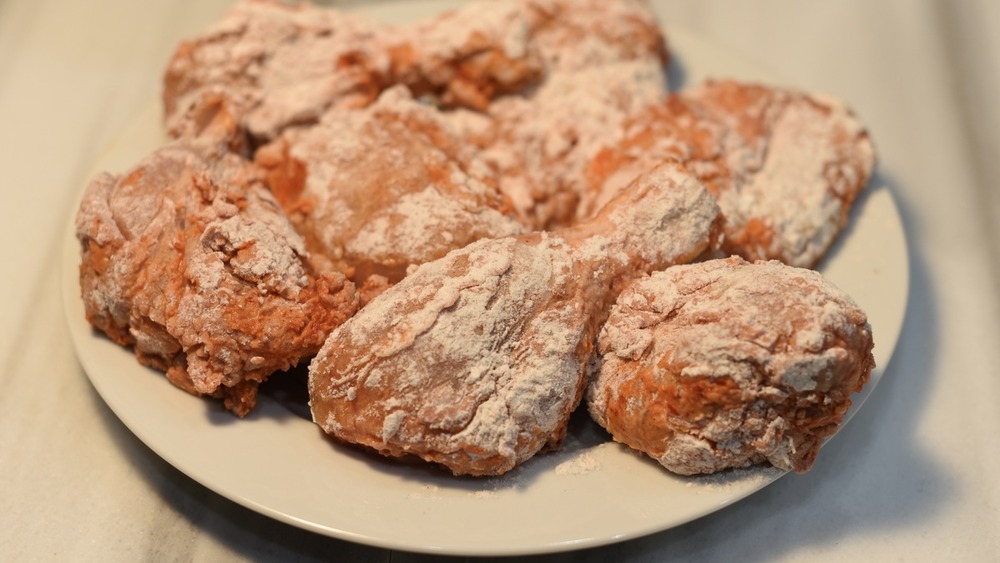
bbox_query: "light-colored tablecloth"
[2,1,998,560]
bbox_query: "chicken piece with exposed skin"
[385,0,670,228]
[255,86,526,286]
[386,0,667,111]
[76,101,358,416]
[163,0,391,142]
[308,162,721,476]
[482,59,668,229]
[386,1,545,112]
[588,256,875,475]
[584,79,875,267]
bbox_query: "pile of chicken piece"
[76,0,875,477]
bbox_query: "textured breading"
[163,0,391,142]
[588,257,875,474]
[76,108,358,416]
[585,79,875,267]
[254,86,525,286]
[308,163,720,475]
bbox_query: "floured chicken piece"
[588,257,875,475]
[309,163,721,476]
[385,0,669,228]
[163,0,391,142]
[76,102,358,417]
[386,1,544,112]
[584,79,875,267]
[387,0,667,111]
[255,86,525,285]
[528,0,668,71]
[163,0,669,229]
[483,60,667,228]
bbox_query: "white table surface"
[2,0,999,561]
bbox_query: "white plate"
[61,1,910,556]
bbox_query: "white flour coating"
[594,163,721,275]
[174,179,322,391]
[385,0,663,112]
[529,0,666,71]
[345,176,520,260]
[386,0,669,227]
[726,94,873,267]
[382,0,547,111]
[76,137,357,416]
[309,163,721,475]
[200,190,309,299]
[580,101,732,220]
[554,452,600,476]
[688,83,874,267]
[485,59,667,226]
[589,257,874,475]
[310,234,586,474]
[270,86,524,281]
[400,1,534,63]
[164,0,391,140]
[400,0,662,71]
[584,81,874,267]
